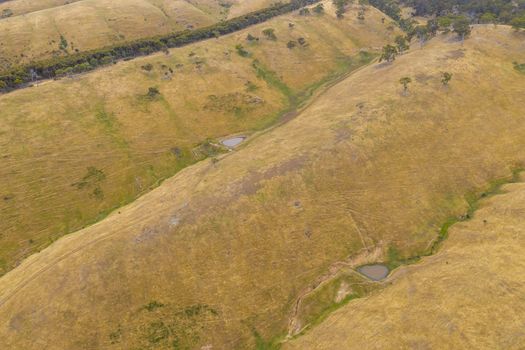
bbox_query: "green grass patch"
[513,61,525,74]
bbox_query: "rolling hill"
[0,21,523,349]
[284,175,525,349]
[0,3,397,275]
[0,0,284,69]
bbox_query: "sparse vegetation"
[1,18,525,350]
[0,0,321,92]
[72,167,106,190]
[144,300,165,311]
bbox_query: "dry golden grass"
[285,175,525,349]
[0,0,83,18]
[0,3,395,275]
[0,0,285,68]
[0,0,214,68]
[227,0,283,19]
[0,24,523,349]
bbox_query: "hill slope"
[0,0,285,69]
[0,3,396,275]
[0,25,523,349]
[284,176,525,349]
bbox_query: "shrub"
[246,33,259,41]
[441,72,452,86]
[299,7,310,15]
[513,62,525,73]
[262,28,277,40]
[147,87,160,97]
[59,35,68,51]
[235,44,250,57]
[0,8,13,18]
[313,3,324,14]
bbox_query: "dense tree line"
[0,0,321,92]
[402,0,525,27]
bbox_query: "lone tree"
[379,44,398,63]
[441,72,453,86]
[399,77,412,95]
[453,16,472,42]
[395,35,409,53]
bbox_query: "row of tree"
[402,0,525,29]
[380,15,472,63]
[0,0,321,92]
[399,72,452,95]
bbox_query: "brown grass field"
[0,3,396,275]
[285,175,525,349]
[0,20,523,349]
[0,0,285,69]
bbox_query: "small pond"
[357,264,389,281]
[221,136,245,148]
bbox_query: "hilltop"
[0,23,523,349]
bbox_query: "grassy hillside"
[0,0,275,19]
[228,0,283,18]
[0,0,288,69]
[0,0,84,18]
[0,3,396,275]
[285,174,525,349]
[0,24,523,349]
